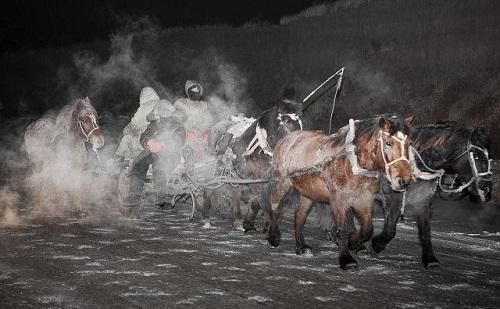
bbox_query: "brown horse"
[24,97,104,213]
[270,114,413,269]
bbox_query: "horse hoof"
[201,222,212,229]
[244,227,257,234]
[424,257,441,269]
[425,261,441,269]
[295,245,312,255]
[267,242,278,249]
[371,239,386,254]
[355,244,368,255]
[267,236,280,248]
[339,255,358,270]
[243,222,256,233]
[233,225,245,232]
[302,248,313,256]
[342,262,358,271]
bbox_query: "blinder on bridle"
[79,113,100,142]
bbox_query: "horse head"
[356,113,413,191]
[266,99,303,147]
[449,126,492,203]
[75,97,104,150]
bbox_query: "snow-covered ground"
[0,194,498,308]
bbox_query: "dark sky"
[0,0,327,52]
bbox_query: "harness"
[243,113,303,158]
[285,119,410,192]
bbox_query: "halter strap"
[79,113,100,141]
[277,113,303,130]
[378,130,410,191]
[344,118,411,191]
[243,114,303,158]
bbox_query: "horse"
[270,113,413,270]
[370,121,492,268]
[24,97,105,213]
[200,99,303,232]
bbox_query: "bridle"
[440,138,492,202]
[410,132,492,202]
[243,113,303,158]
[79,113,100,142]
[377,130,410,191]
[277,113,303,132]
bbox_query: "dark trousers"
[128,150,181,202]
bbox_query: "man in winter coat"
[126,109,186,206]
[174,80,214,160]
[115,86,161,164]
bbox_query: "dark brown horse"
[200,99,303,231]
[271,114,413,269]
[24,97,104,212]
[371,122,492,268]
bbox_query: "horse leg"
[243,198,260,233]
[349,204,374,253]
[267,187,300,248]
[331,197,357,270]
[229,187,244,231]
[295,196,314,254]
[250,184,273,235]
[372,181,404,253]
[411,181,440,268]
[200,190,213,228]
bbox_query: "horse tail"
[315,202,335,233]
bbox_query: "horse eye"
[385,141,391,146]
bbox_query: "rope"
[328,67,344,135]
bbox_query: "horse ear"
[378,117,391,131]
[404,115,414,133]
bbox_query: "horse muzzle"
[89,133,105,150]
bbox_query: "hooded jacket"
[115,87,161,159]
[174,81,212,132]
[123,87,160,136]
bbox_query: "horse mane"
[412,121,469,153]
[413,122,491,170]
[354,113,408,144]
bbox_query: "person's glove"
[146,139,163,153]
